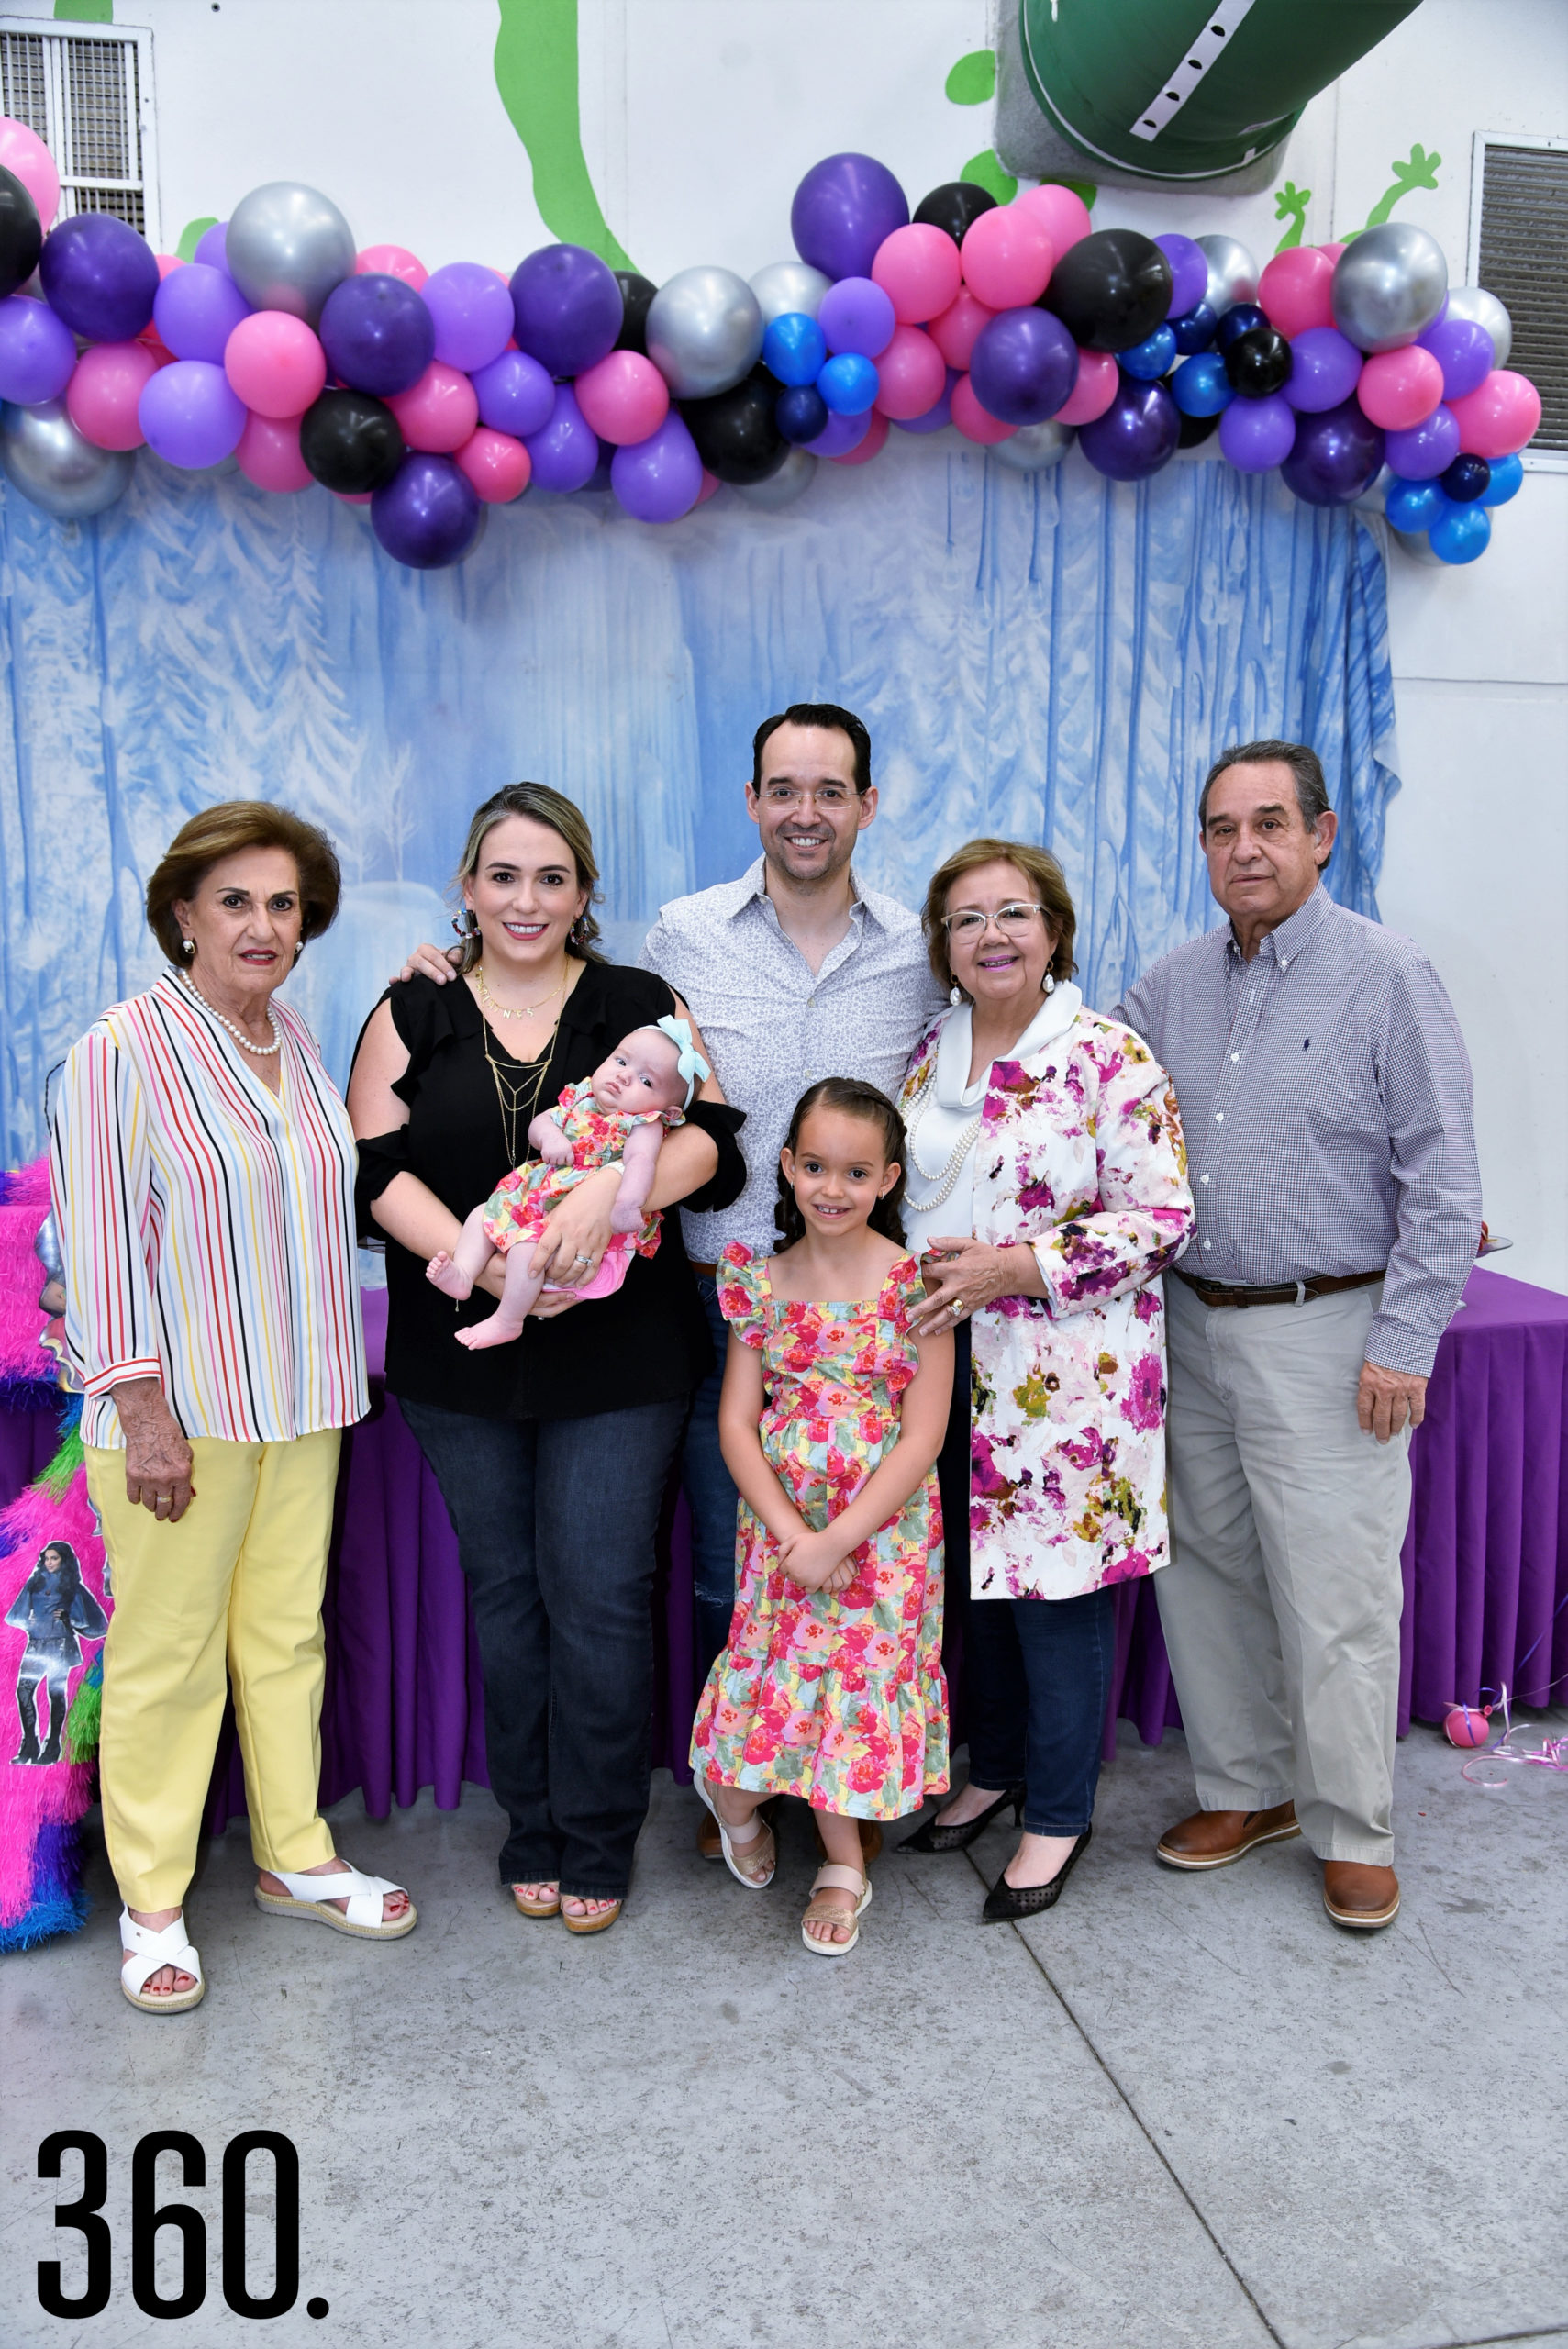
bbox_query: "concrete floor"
[2,1720,1565,2349]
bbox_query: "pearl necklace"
[904,1064,982,1208]
[181,973,281,1056]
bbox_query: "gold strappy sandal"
[801,1864,872,1956]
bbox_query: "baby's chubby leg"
[428,1205,496,1299]
[455,1241,545,1350]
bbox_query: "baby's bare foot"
[455,1318,523,1351]
[427,1252,473,1299]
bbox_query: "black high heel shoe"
[895,1783,1026,1854]
[981,1826,1091,1921]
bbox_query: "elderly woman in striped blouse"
[51,802,414,2014]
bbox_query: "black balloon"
[1042,228,1173,355]
[1214,302,1267,352]
[0,163,41,302]
[913,180,998,249]
[1224,325,1293,399]
[299,389,405,495]
[614,271,657,356]
[1176,406,1220,449]
[1440,452,1490,503]
[681,368,787,485]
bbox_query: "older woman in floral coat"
[896,838,1194,1920]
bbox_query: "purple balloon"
[611,411,703,522]
[1218,392,1296,472]
[39,213,160,341]
[803,406,871,458]
[1384,401,1459,480]
[420,261,514,373]
[1156,234,1207,321]
[1077,375,1179,481]
[194,221,231,276]
[817,274,896,359]
[1416,314,1494,402]
[1280,396,1385,505]
[791,153,909,284]
[138,358,247,468]
[509,244,621,379]
[895,368,957,434]
[1283,325,1363,413]
[371,451,482,569]
[0,295,76,404]
[970,306,1078,428]
[318,273,434,396]
[154,262,251,364]
[523,383,600,492]
[471,346,555,439]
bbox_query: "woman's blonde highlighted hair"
[450,782,605,972]
[922,837,1078,996]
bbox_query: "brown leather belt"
[1174,1267,1385,1310]
[690,1260,718,1278]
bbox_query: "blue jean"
[400,1392,688,1899]
[682,1276,742,1680]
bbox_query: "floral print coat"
[899,1006,1194,1601]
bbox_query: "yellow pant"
[86,1429,342,1911]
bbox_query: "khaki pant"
[86,1429,341,1911]
[1158,1280,1410,1865]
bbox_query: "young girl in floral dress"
[690,1079,953,1955]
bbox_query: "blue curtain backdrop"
[0,434,1397,1160]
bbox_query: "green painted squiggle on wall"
[494,0,634,272]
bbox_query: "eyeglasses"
[940,902,1048,940]
[756,783,854,807]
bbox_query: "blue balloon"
[1171,352,1233,417]
[1215,302,1267,352]
[762,310,827,388]
[1479,451,1523,506]
[1120,324,1176,381]
[776,384,829,443]
[817,351,879,416]
[1429,497,1492,564]
[1440,452,1490,504]
[1384,476,1442,533]
[1170,302,1218,354]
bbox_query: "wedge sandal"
[254,1863,416,1939]
[120,1909,206,2014]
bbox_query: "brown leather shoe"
[811,1813,883,1865]
[1323,1861,1400,1930]
[1156,1801,1299,1870]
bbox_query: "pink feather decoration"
[0,1154,53,1397]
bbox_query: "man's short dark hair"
[751,702,872,796]
[1199,739,1331,834]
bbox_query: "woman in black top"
[350,784,743,1932]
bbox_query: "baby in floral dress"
[428,1014,708,1350]
[690,1078,953,1956]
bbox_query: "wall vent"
[0,21,157,243]
[1471,136,1567,462]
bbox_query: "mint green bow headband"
[656,1014,710,1108]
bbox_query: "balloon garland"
[0,124,1541,571]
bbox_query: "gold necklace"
[478,998,564,1167]
[473,959,569,1021]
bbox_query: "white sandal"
[692,1771,776,1890]
[254,1863,417,1939]
[119,1909,206,2013]
[801,1865,872,1957]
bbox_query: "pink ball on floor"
[1442,1702,1491,1748]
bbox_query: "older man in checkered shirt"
[1115,739,1481,1933]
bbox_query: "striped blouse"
[51,971,368,1450]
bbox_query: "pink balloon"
[1449,368,1541,458]
[67,340,160,450]
[1054,347,1118,426]
[155,253,183,280]
[356,244,428,292]
[455,425,532,503]
[872,324,946,420]
[0,117,59,230]
[1355,344,1443,430]
[387,360,480,453]
[830,408,890,466]
[237,410,313,492]
[1013,184,1093,255]
[224,311,327,419]
[960,206,1053,310]
[696,468,721,505]
[929,288,996,372]
[1258,247,1335,339]
[1319,242,1348,264]
[872,223,962,326]
[336,490,374,506]
[573,348,669,445]
[951,374,1016,445]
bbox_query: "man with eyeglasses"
[640,702,945,1820]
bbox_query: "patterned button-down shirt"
[640,857,946,1261]
[1114,886,1481,1377]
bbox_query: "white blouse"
[901,984,1083,1258]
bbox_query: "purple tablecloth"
[5,1269,1564,1827]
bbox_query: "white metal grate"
[0,21,156,241]
[1473,139,1567,459]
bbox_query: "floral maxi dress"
[689,1245,950,1820]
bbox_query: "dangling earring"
[450,909,478,938]
[570,915,588,946]
[182,936,195,958]
[292,941,304,963]
[949,985,962,1006]
[1041,972,1055,995]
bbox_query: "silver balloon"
[749,259,831,327]
[735,447,817,509]
[0,399,134,518]
[226,181,356,327]
[1389,522,1444,568]
[1443,284,1511,370]
[1195,233,1258,317]
[1330,223,1447,354]
[992,418,1073,473]
[647,265,763,400]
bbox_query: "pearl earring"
[182,937,195,958]
[1041,972,1055,995]
[949,985,962,1007]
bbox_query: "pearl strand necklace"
[904,1065,982,1208]
[181,972,281,1056]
